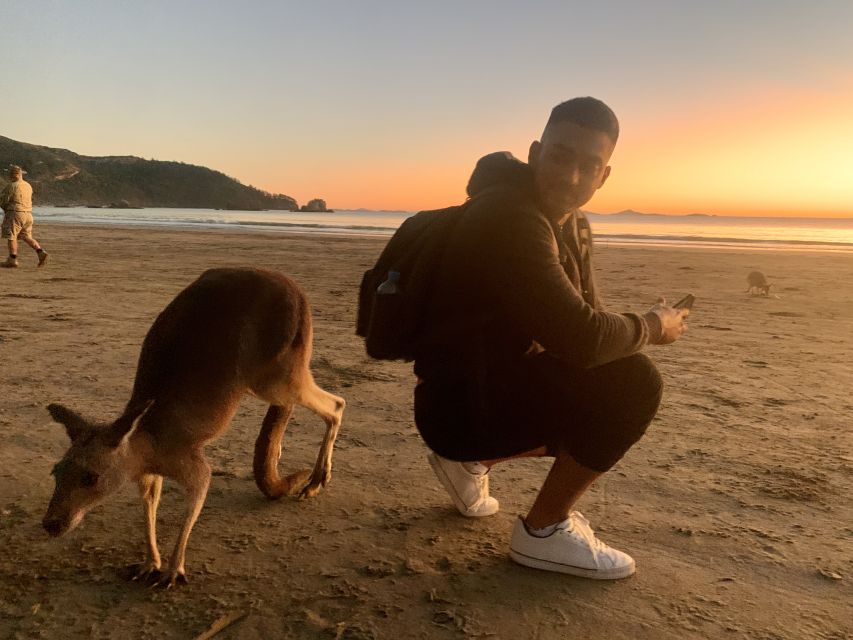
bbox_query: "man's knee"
[621,353,663,421]
[617,354,662,448]
[594,354,662,462]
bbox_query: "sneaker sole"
[509,547,635,580]
[427,453,499,518]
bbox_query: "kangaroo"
[43,268,345,587]
[746,270,772,296]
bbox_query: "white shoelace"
[569,511,607,565]
[467,471,490,509]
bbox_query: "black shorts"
[414,352,662,472]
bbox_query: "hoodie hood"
[466,151,533,198]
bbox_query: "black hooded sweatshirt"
[413,152,661,380]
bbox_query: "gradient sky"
[4,1,852,216]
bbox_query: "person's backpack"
[356,203,468,361]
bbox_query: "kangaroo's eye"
[82,472,99,487]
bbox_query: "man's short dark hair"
[545,97,619,143]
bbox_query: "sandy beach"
[0,223,850,639]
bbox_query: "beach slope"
[0,225,850,639]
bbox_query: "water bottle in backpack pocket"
[355,203,468,361]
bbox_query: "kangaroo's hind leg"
[253,403,313,499]
[296,375,346,499]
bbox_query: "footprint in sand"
[758,466,830,502]
[713,395,743,408]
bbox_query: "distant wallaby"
[746,270,772,296]
[43,268,345,587]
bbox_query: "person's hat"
[8,165,25,175]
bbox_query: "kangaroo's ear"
[107,399,154,448]
[47,404,90,442]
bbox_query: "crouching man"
[415,97,687,579]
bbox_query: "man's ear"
[47,404,90,442]
[528,140,542,167]
[598,165,611,189]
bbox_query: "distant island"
[0,135,322,211]
[592,209,716,218]
[301,198,332,213]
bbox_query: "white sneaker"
[427,452,499,517]
[509,512,635,579]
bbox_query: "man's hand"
[648,297,689,345]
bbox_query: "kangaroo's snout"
[43,517,64,537]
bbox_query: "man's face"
[10,170,21,181]
[528,121,615,217]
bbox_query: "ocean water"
[35,206,853,253]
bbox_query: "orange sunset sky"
[5,2,853,217]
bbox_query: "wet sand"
[0,223,850,639]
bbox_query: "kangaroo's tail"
[253,403,307,499]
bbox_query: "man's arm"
[590,271,608,311]
[484,207,661,368]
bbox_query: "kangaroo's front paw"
[284,469,312,497]
[298,470,331,500]
[154,567,188,589]
[298,482,322,500]
[126,561,162,582]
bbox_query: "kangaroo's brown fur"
[746,270,772,296]
[43,268,345,587]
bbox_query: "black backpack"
[356,203,468,361]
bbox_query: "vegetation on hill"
[0,136,299,210]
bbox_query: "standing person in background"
[415,97,689,579]
[1,165,48,268]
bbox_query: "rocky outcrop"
[300,198,330,212]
